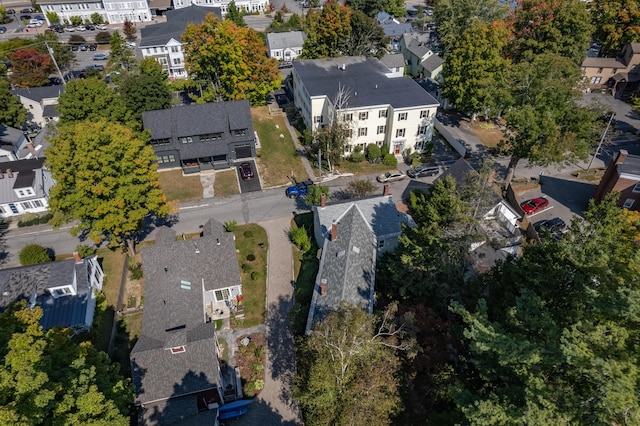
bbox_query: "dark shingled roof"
[306,205,376,332]
[421,53,444,73]
[0,124,24,150]
[139,5,222,47]
[11,85,64,103]
[292,56,439,109]
[618,153,640,176]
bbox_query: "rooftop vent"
[194,242,200,254]
[320,278,328,295]
[337,250,346,257]
[352,246,360,253]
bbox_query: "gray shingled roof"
[0,258,93,330]
[402,33,431,58]
[618,153,640,176]
[380,53,406,69]
[421,53,443,73]
[266,31,306,50]
[292,56,439,109]
[306,205,376,332]
[0,159,47,204]
[581,57,626,69]
[42,104,58,118]
[0,125,24,151]
[380,21,413,37]
[11,85,64,103]
[139,5,222,47]
[437,158,505,208]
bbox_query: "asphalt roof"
[0,158,47,204]
[139,5,222,47]
[0,125,24,151]
[380,21,413,37]
[306,205,377,332]
[292,56,439,109]
[11,85,64,102]
[266,31,306,50]
[380,53,406,69]
[618,152,640,176]
[581,57,627,69]
[421,53,444,73]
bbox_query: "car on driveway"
[377,170,407,183]
[286,180,314,197]
[93,53,108,60]
[407,164,439,178]
[238,162,254,180]
[534,217,567,239]
[521,197,549,215]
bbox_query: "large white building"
[0,158,54,218]
[291,56,440,156]
[172,0,267,14]
[39,0,152,25]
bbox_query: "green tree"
[441,20,511,121]
[35,31,76,71]
[46,120,169,255]
[0,65,27,128]
[509,0,592,65]
[117,58,172,126]
[365,143,381,160]
[304,184,330,206]
[294,303,414,426]
[109,30,136,72]
[57,78,128,125]
[70,15,82,26]
[346,178,377,198]
[302,0,352,58]
[91,12,104,24]
[346,0,387,17]
[225,0,246,27]
[18,244,51,265]
[46,11,60,23]
[122,19,136,39]
[8,48,52,88]
[385,0,406,19]
[588,0,640,54]
[182,14,280,105]
[344,9,388,58]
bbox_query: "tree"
[304,184,330,206]
[225,0,246,27]
[182,14,280,105]
[346,179,377,198]
[0,303,133,424]
[441,20,511,121]
[344,10,388,58]
[346,0,386,17]
[365,143,381,160]
[109,30,136,72]
[57,78,129,125]
[294,303,414,426]
[122,19,136,39]
[35,31,76,71]
[509,0,593,65]
[302,0,352,58]
[46,11,60,23]
[0,65,27,128]
[588,0,640,54]
[385,0,406,19]
[500,53,602,186]
[8,48,52,88]
[117,58,172,126]
[46,120,169,255]
[19,244,51,265]
[91,12,104,24]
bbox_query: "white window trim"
[623,198,635,209]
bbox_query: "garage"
[235,146,253,159]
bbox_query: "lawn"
[289,213,319,336]
[252,106,309,187]
[336,160,392,175]
[158,169,202,202]
[232,223,268,327]
[91,248,126,353]
[467,119,506,148]
[213,170,240,197]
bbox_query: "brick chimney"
[320,279,327,295]
[72,252,82,263]
[331,221,337,241]
[615,149,628,165]
[321,193,326,208]
[383,184,390,196]
[26,142,37,157]
[6,169,12,178]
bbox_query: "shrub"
[243,230,254,238]
[246,254,256,261]
[250,271,261,280]
[46,11,60,24]
[18,212,53,227]
[91,12,104,24]
[241,263,251,273]
[304,185,330,207]
[75,244,96,258]
[366,143,381,160]
[382,154,398,167]
[346,179,377,199]
[70,15,83,25]
[224,220,237,232]
[349,153,365,163]
[290,226,311,252]
[128,262,143,280]
[95,31,110,44]
[69,34,86,44]
[19,244,52,266]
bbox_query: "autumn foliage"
[9,48,52,88]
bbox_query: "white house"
[291,56,440,156]
[398,33,444,80]
[12,86,63,128]
[172,0,268,15]
[0,159,54,218]
[139,5,222,79]
[266,31,306,62]
[0,126,29,162]
[38,0,151,24]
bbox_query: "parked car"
[238,162,254,180]
[286,180,314,197]
[71,44,79,51]
[88,43,98,51]
[80,43,88,51]
[85,24,95,30]
[278,61,293,69]
[0,27,6,34]
[75,25,86,31]
[64,26,75,32]
[96,24,107,30]
[407,164,439,178]
[34,15,45,21]
[20,15,32,20]
[377,170,407,183]
[6,9,15,14]
[84,64,104,71]
[534,217,567,238]
[20,8,34,14]
[520,197,549,215]
[93,53,108,60]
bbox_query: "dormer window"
[15,188,34,198]
[170,346,185,354]
[50,286,74,298]
[234,129,247,136]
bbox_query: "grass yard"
[213,170,240,197]
[232,223,268,328]
[467,120,506,148]
[289,213,319,336]
[91,248,126,353]
[158,169,203,202]
[252,106,309,187]
[337,160,392,175]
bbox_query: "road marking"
[5,225,74,238]
[528,205,554,218]
[179,204,210,211]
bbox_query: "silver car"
[376,170,407,183]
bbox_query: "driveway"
[237,161,262,193]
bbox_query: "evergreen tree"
[225,1,246,27]
[0,65,27,128]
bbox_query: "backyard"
[232,223,268,327]
[289,213,319,336]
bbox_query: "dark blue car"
[286,180,314,198]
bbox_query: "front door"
[394,143,403,155]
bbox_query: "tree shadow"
[539,175,598,216]
[265,294,298,408]
[223,397,301,426]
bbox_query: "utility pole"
[587,112,615,170]
[45,41,66,86]
[318,147,322,183]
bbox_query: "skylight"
[180,280,191,290]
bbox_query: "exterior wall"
[0,147,19,162]
[41,1,106,25]
[141,39,187,79]
[102,0,151,23]
[0,197,49,217]
[269,46,303,61]
[172,0,268,14]
[18,95,46,127]
[606,174,640,210]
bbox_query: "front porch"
[182,156,230,174]
[205,297,245,322]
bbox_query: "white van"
[29,19,43,26]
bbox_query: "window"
[170,346,186,354]
[346,129,353,138]
[377,125,386,134]
[398,112,408,121]
[624,198,635,209]
[180,136,193,144]
[51,287,72,298]
[378,240,385,248]
[151,138,170,145]
[172,58,182,65]
[633,183,640,193]
[17,190,24,197]
[314,115,323,124]
[420,110,429,118]
[358,127,367,137]
[200,133,222,141]
[396,128,406,137]
[418,125,428,135]
[590,76,602,84]
[171,46,179,53]
[32,200,43,208]
[359,111,368,120]
[20,201,33,210]
[215,289,230,301]
[157,57,168,65]
[376,140,384,147]
[157,155,176,164]
[344,145,352,153]
[234,129,247,136]
[343,113,353,121]
[379,110,387,118]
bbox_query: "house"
[581,43,640,98]
[39,0,151,25]
[266,31,306,62]
[0,125,29,162]
[131,219,242,424]
[398,33,444,80]
[291,56,440,156]
[139,5,222,79]
[379,52,405,78]
[0,254,103,332]
[171,0,267,16]
[594,150,640,210]
[12,85,63,127]
[0,158,54,218]
[142,100,256,173]
[376,11,413,39]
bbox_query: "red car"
[521,197,549,214]
[239,162,254,180]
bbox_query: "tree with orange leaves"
[8,48,52,88]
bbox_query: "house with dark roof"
[398,33,443,79]
[380,52,406,78]
[142,100,255,173]
[581,43,640,98]
[140,6,222,79]
[0,158,54,218]
[131,219,243,424]
[594,150,640,210]
[376,11,413,38]
[11,85,63,127]
[0,254,103,332]
[266,31,306,62]
[292,56,440,156]
[0,125,29,162]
